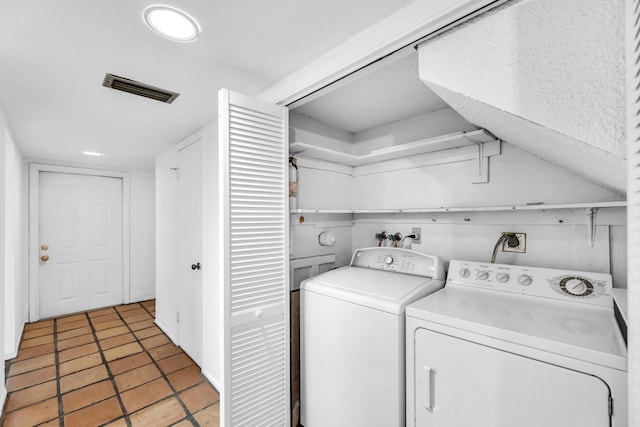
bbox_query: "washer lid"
[301,267,444,315]
[407,286,627,370]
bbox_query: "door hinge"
[608,395,613,417]
[176,312,180,323]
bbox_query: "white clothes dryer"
[406,260,627,427]
[301,247,445,427]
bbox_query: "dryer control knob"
[477,270,489,280]
[518,274,533,286]
[496,273,510,283]
[459,268,471,278]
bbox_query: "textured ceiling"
[427,84,626,195]
[0,0,414,170]
[417,0,625,194]
[293,53,448,133]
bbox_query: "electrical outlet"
[412,227,422,244]
[502,233,526,253]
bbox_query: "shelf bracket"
[586,207,597,247]
[465,137,489,184]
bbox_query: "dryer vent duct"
[102,73,179,104]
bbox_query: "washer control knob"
[459,268,471,278]
[477,270,489,280]
[518,274,533,286]
[496,273,510,283]
[384,256,394,265]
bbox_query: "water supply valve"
[375,231,388,247]
[388,232,402,247]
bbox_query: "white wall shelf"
[290,201,627,215]
[290,129,497,166]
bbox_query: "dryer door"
[414,328,611,427]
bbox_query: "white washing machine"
[301,247,445,427]
[406,260,628,427]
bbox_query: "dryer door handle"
[423,365,434,411]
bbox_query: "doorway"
[29,164,131,321]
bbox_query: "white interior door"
[177,139,203,365]
[413,328,611,427]
[219,88,290,426]
[39,172,123,318]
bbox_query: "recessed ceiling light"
[143,5,200,42]
[82,151,105,157]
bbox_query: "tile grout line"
[54,314,128,414]
[85,309,133,427]
[118,302,207,426]
[3,342,12,427]
[54,317,66,427]
[1,301,219,426]
[116,303,198,425]
[3,321,86,424]
[139,301,221,424]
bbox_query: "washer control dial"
[477,270,489,280]
[548,275,597,298]
[559,276,593,297]
[496,273,510,283]
[384,256,394,265]
[459,268,471,278]
[518,274,533,286]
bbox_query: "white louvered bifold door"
[628,1,640,425]
[219,89,290,427]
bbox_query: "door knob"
[191,262,201,270]
[41,255,49,262]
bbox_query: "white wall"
[291,108,627,287]
[4,129,25,359]
[352,209,626,286]
[201,122,221,388]
[155,145,180,342]
[351,142,622,209]
[0,108,8,408]
[290,112,353,153]
[129,170,156,302]
[352,107,476,154]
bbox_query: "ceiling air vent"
[102,73,179,104]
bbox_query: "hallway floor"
[2,300,220,426]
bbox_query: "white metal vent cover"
[102,73,179,103]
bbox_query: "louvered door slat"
[229,135,287,152]
[628,1,640,426]
[230,126,284,144]
[220,88,290,427]
[231,168,282,179]
[230,116,283,132]
[230,105,283,126]
[232,145,283,159]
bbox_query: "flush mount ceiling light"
[143,5,200,42]
[82,151,105,157]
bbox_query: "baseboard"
[0,386,7,415]
[4,320,25,360]
[201,368,222,391]
[129,294,156,304]
[154,319,221,391]
[154,319,178,345]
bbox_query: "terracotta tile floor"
[2,300,220,427]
